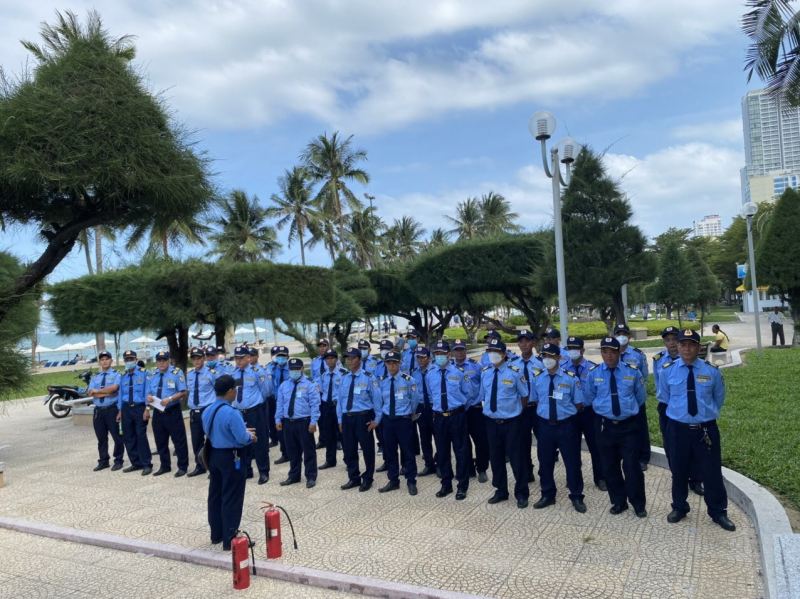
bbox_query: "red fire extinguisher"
[262,503,298,559]
[231,530,256,590]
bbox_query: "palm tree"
[346,207,384,268]
[384,216,426,262]
[266,166,319,265]
[479,191,521,236]
[743,1,800,106]
[427,227,451,250]
[301,132,369,250]
[125,213,211,259]
[446,197,483,240]
[210,190,281,262]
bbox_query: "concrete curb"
[0,516,486,599]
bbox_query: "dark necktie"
[327,372,334,403]
[288,380,298,417]
[237,369,244,403]
[490,368,499,413]
[522,361,530,395]
[346,375,355,411]
[157,373,164,398]
[319,359,325,376]
[101,372,107,388]
[389,377,396,416]
[574,363,581,378]
[548,374,557,424]
[409,353,415,374]
[275,367,283,390]
[609,367,621,417]
[687,364,697,416]
[193,370,200,407]
[440,369,448,412]
[422,370,430,404]
[128,374,133,403]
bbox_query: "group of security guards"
[85,324,735,550]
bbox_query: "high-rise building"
[741,88,800,204]
[692,214,723,238]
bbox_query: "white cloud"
[671,119,743,146]
[0,1,743,133]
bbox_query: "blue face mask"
[407,339,418,350]
[289,370,302,381]
[206,359,217,368]
[275,356,288,366]
[360,349,369,360]
[434,355,448,368]
[124,360,136,371]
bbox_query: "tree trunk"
[162,233,169,259]
[299,225,306,266]
[214,319,227,350]
[94,226,104,274]
[81,230,94,275]
[31,325,38,368]
[252,319,259,344]
[273,320,316,356]
[610,290,626,328]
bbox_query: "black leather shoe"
[419,466,436,477]
[690,481,705,496]
[455,490,467,500]
[713,515,736,531]
[306,479,316,489]
[122,465,141,473]
[635,508,648,518]
[246,471,254,479]
[596,480,607,492]
[258,473,269,485]
[318,462,336,470]
[358,481,372,492]
[315,442,324,449]
[517,498,529,509]
[477,471,488,483]
[667,509,687,523]
[487,492,508,504]
[141,467,152,476]
[111,463,123,472]
[174,469,186,478]
[274,455,289,465]
[533,496,555,509]
[93,463,109,472]
[152,467,170,476]
[187,467,206,477]
[407,483,418,496]
[435,487,452,498]
[376,463,388,473]
[268,440,279,448]
[279,478,300,486]
[211,538,222,545]
[609,504,628,515]
[639,462,649,472]
[572,499,587,513]
[222,543,231,551]
[379,481,400,493]
[340,479,360,490]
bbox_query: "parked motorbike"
[44,370,92,419]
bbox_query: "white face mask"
[568,349,581,361]
[488,352,503,365]
[542,357,558,370]
[380,350,388,359]
[615,335,629,346]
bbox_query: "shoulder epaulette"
[633,347,644,354]
[401,373,413,381]
[209,367,216,374]
[508,364,520,372]
[338,367,348,374]
[653,351,665,361]
[481,365,492,372]
[564,370,575,377]
[172,367,181,375]
[704,360,719,369]
[662,360,673,368]
[585,359,597,367]
[467,358,477,363]
[532,368,544,377]
[626,362,640,370]
[588,364,599,371]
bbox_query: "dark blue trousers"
[416,403,436,469]
[537,415,584,500]
[240,405,269,477]
[152,405,189,471]
[433,410,470,492]
[121,403,151,468]
[466,406,490,474]
[485,415,528,500]
[283,417,317,482]
[342,411,376,484]
[382,415,417,485]
[521,404,537,481]
[318,401,338,466]
[575,406,604,485]
[657,402,702,483]
[207,447,246,548]
[595,415,646,511]
[93,405,123,466]
[636,402,652,464]
[666,419,728,518]
[189,407,207,470]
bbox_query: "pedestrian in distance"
[769,307,786,346]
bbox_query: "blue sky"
[1,1,753,280]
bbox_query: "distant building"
[692,214,723,238]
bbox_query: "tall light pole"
[529,111,578,339]
[742,202,762,349]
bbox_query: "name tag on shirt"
[501,379,514,386]
[594,377,605,383]
[167,380,176,389]
[696,375,711,383]
[396,392,404,399]
[553,391,564,400]
[623,375,635,381]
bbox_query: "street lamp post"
[742,202,762,350]
[529,111,578,339]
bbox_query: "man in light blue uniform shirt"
[337,347,382,492]
[659,329,735,531]
[86,350,123,472]
[427,340,477,500]
[358,339,381,375]
[266,346,290,463]
[310,338,333,380]
[582,337,647,517]
[187,346,219,477]
[615,323,651,471]
[317,349,346,469]
[203,375,256,551]
[116,349,152,475]
[400,330,420,375]
[479,338,530,508]
[232,345,272,485]
[147,351,189,477]
[531,343,586,513]
[452,339,488,483]
[479,330,518,367]
[275,358,320,488]
[511,330,542,484]
[412,346,437,476]
[374,339,394,379]
[377,351,420,496]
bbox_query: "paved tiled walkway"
[0,399,764,598]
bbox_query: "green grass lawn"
[646,348,800,512]
[12,369,96,400]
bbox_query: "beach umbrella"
[131,336,158,344]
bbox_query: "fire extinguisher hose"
[236,529,257,576]
[262,503,299,550]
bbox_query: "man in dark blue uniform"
[116,349,152,475]
[659,329,735,531]
[147,351,190,477]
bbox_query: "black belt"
[672,419,716,430]
[125,402,144,408]
[538,415,573,426]
[436,406,465,417]
[384,414,412,420]
[284,416,311,422]
[94,404,117,411]
[190,406,207,414]
[600,415,637,426]
[344,409,373,417]
[238,405,260,414]
[488,415,518,424]
[525,402,537,409]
